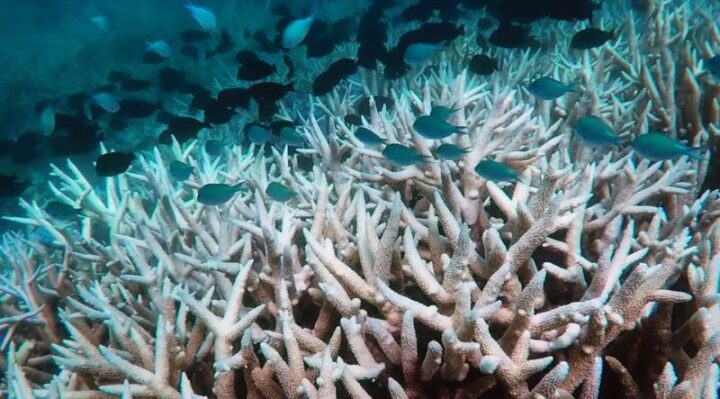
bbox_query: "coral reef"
[2,1,720,398]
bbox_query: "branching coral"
[2,1,720,398]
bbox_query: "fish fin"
[568,83,583,94]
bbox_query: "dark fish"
[413,115,465,139]
[272,4,291,17]
[469,54,499,76]
[0,173,29,197]
[120,78,152,92]
[574,116,620,147]
[205,139,225,156]
[477,17,495,31]
[382,144,430,166]
[235,50,259,64]
[248,82,294,104]
[237,59,277,81]
[313,71,342,96]
[197,183,243,205]
[474,160,520,182]
[631,132,703,161]
[160,116,207,144]
[95,152,135,177]
[141,51,166,65]
[356,96,394,117]
[180,28,211,43]
[354,127,385,145]
[434,143,469,161]
[108,70,130,82]
[344,114,362,127]
[169,161,193,181]
[529,77,579,100]
[706,56,720,80]
[546,0,600,22]
[279,126,304,147]
[116,100,160,118]
[357,42,388,70]
[45,201,82,220]
[244,123,273,144]
[266,182,295,202]
[356,4,388,69]
[217,88,252,109]
[50,123,102,156]
[208,29,233,58]
[383,22,464,79]
[429,105,459,120]
[401,4,433,22]
[158,68,186,92]
[489,23,540,49]
[330,17,355,43]
[203,100,236,125]
[570,28,614,49]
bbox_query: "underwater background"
[1,0,720,398]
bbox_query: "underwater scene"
[1,0,719,397]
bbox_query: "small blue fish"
[84,93,120,120]
[528,77,580,100]
[45,201,82,220]
[382,144,430,166]
[474,160,520,182]
[413,115,465,139]
[705,56,720,80]
[91,14,110,32]
[184,2,217,32]
[205,140,224,157]
[266,182,295,202]
[39,103,55,136]
[404,43,444,65]
[169,161,193,181]
[355,127,386,145]
[434,143,470,161]
[146,40,172,58]
[429,105,458,121]
[279,127,305,147]
[245,123,272,145]
[574,116,621,147]
[197,183,242,205]
[631,132,703,161]
[282,0,318,49]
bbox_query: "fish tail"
[686,146,705,160]
[83,100,93,120]
[306,0,319,18]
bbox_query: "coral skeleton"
[2,1,720,398]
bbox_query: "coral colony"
[1,0,720,398]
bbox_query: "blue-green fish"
[45,201,82,220]
[245,123,272,145]
[382,144,430,166]
[574,116,621,147]
[631,132,703,161]
[434,143,470,161]
[403,43,444,65]
[528,77,580,100]
[355,127,386,145]
[197,183,243,205]
[205,140,224,157]
[279,126,305,147]
[430,105,459,121]
[281,0,317,48]
[169,160,193,181]
[413,115,465,139]
[266,182,296,202]
[705,56,720,80]
[474,160,521,182]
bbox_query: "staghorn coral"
[2,1,720,398]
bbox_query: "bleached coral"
[2,1,720,398]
